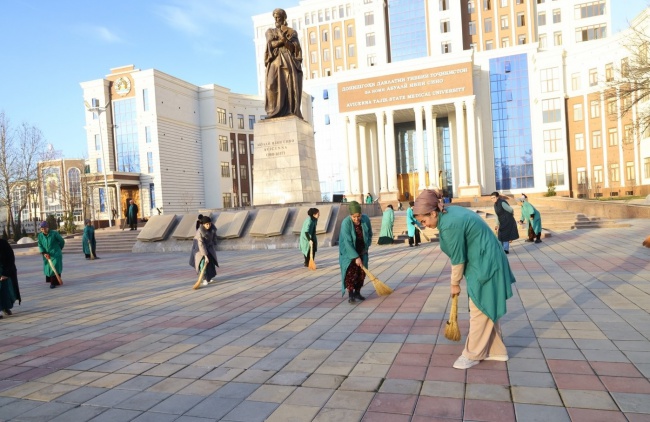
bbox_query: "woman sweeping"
[299,208,319,267]
[518,194,543,243]
[413,189,516,369]
[377,204,395,244]
[339,201,373,303]
[82,219,98,259]
[189,215,219,288]
[37,221,65,289]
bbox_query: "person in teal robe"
[299,208,319,267]
[0,239,19,317]
[413,189,516,370]
[339,201,372,303]
[37,221,65,289]
[126,199,139,230]
[406,201,423,246]
[365,193,373,204]
[518,195,542,243]
[82,219,98,259]
[377,205,395,244]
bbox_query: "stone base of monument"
[253,116,322,205]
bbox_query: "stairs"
[64,226,142,254]
[370,211,438,245]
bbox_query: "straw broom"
[416,225,430,242]
[46,257,63,286]
[444,294,461,341]
[192,258,208,290]
[643,235,650,248]
[308,242,317,270]
[88,239,95,260]
[361,265,393,296]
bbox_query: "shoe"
[452,355,480,369]
[348,297,356,304]
[201,280,208,287]
[409,244,413,247]
[85,257,90,260]
[504,250,509,254]
[534,239,542,243]
[355,292,366,301]
[50,283,57,289]
[3,309,12,316]
[525,239,534,243]
[484,354,509,361]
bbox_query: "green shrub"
[544,181,557,197]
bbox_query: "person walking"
[189,215,219,287]
[413,189,516,369]
[406,201,423,247]
[37,221,65,289]
[126,199,139,231]
[339,201,372,303]
[490,192,519,254]
[377,205,395,245]
[518,194,543,243]
[0,238,20,317]
[82,219,98,259]
[300,208,319,267]
[365,193,373,204]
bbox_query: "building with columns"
[253,1,650,202]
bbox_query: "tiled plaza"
[1,218,650,422]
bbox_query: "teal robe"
[338,214,372,296]
[82,225,96,255]
[365,195,373,204]
[437,206,516,322]
[406,207,419,237]
[520,201,542,235]
[299,216,317,256]
[37,230,65,276]
[377,208,394,244]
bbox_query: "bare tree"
[0,111,19,237]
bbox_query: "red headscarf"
[413,189,446,215]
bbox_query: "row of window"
[304,4,352,26]
[310,44,356,62]
[471,0,527,13]
[538,9,561,26]
[574,126,635,150]
[577,162,636,185]
[481,35,527,51]
[220,162,249,179]
[221,193,251,208]
[473,13,526,34]
[308,24,355,44]
[216,108,261,129]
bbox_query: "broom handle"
[47,257,63,285]
[416,225,430,242]
[88,239,95,259]
[192,257,208,290]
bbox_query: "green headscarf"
[348,200,361,214]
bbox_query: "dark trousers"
[45,275,60,285]
[408,230,421,246]
[527,225,541,241]
[129,220,137,230]
[303,245,317,266]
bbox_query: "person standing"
[190,215,219,288]
[518,195,543,243]
[37,221,65,289]
[300,208,319,267]
[341,195,348,203]
[365,193,373,204]
[413,189,516,369]
[126,199,139,231]
[82,219,98,259]
[406,201,423,247]
[377,205,395,245]
[490,192,519,254]
[0,238,20,317]
[339,201,373,303]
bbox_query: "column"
[115,182,122,222]
[466,97,479,187]
[426,109,439,189]
[347,115,361,194]
[375,111,388,192]
[415,105,426,191]
[386,110,398,192]
[342,116,352,195]
[454,101,468,187]
[359,123,369,196]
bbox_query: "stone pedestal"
[458,185,482,197]
[253,116,322,205]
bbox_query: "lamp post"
[84,101,113,227]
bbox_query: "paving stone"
[222,399,279,422]
[285,387,335,407]
[558,389,618,410]
[465,383,512,402]
[7,401,76,421]
[511,386,563,406]
[514,403,571,422]
[265,404,320,422]
[339,376,383,392]
[148,394,205,415]
[420,380,465,399]
[611,392,650,413]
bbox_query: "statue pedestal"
[253,116,322,205]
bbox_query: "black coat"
[494,198,519,242]
[0,239,21,304]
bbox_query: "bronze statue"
[264,8,303,119]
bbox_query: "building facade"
[81,65,266,221]
[253,0,650,202]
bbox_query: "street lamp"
[84,100,113,227]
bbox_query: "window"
[627,162,635,181]
[366,33,375,47]
[364,12,374,25]
[367,54,376,66]
[609,163,620,182]
[238,139,246,155]
[607,99,617,115]
[221,162,230,177]
[518,35,526,45]
[624,124,634,143]
[500,15,509,29]
[592,130,602,148]
[501,37,510,48]
[593,165,603,183]
[485,40,494,50]
[538,12,546,26]
[468,0,475,13]
[605,63,613,82]
[542,98,561,123]
[571,73,580,91]
[147,152,154,173]
[335,46,342,59]
[311,51,317,63]
[440,20,450,33]
[229,113,233,128]
[576,24,606,42]
[96,157,103,173]
[469,21,476,35]
[608,128,618,146]
[318,11,323,22]
[441,42,452,54]
[554,31,562,46]
[249,115,255,130]
[577,168,587,187]
[347,24,354,37]
[232,164,236,179]
[348,44,355,56]
[545,159,564,186]
[242,193,249,206]
[440,0,449,10]
[99,187,105,213]
[323,49,330,61]
[325,114,330,125]
[323,89,329,100]
[553,9,561,23]
[543,128,562,153]
[334,26,341,39]
[589,68,598,86]
[645,157,650,178]
[145,126,151,143]
[575,133,585,150]
[517,13,525,27]
[237,114,244,129]
[222,193,232,208]
[240,165,247,179]
[516,0,523,3]
[588,100,600,118]
[622,58,629,77]
[217,108,226,125]
[95,134,101,151]
[540,67,559,93]
[230,141,235,159]
[322,30,328,42]
[142,89,150,112]
[575,1,606,19]
[250,140,254,154]
[500,0,508,6]
[573,104,583,121]
[483,0,491,10]
[309,32,316,44]
[485,18,493,33]
[539,34,547,48]
[219,135,228,151]
[149,183,155,209]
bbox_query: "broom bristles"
[361,265,393,296]
[308,246,317,270]
[444,294,461,341]
[643,235,650,248]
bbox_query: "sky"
[0,0,648,159]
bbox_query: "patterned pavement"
[1,218,650,422]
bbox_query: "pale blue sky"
[0,1,647,158]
